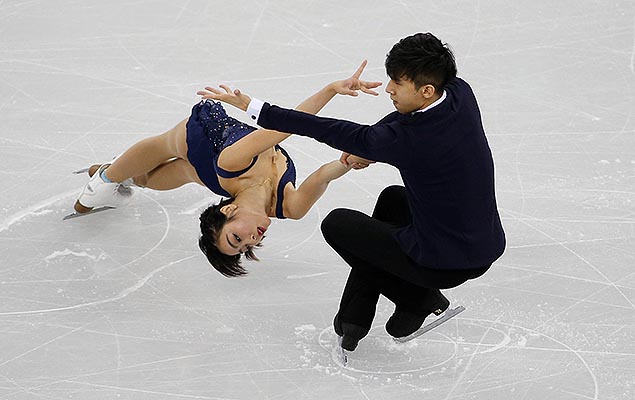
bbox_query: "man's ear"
[220,204,237,216]
[420,84,436,99]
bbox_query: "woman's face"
[216,205,271,256]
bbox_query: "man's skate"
[387,291,465,343]
[392,305,465,343]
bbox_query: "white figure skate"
[64,164,134,220]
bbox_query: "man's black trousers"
[320,185,490,330]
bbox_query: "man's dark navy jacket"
[257,77,506,270]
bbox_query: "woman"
[72,62,381,277]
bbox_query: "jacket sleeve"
[258,103,408,167]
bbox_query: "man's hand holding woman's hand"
[340,152,376,170]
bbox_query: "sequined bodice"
[198,100,257,153]
[186,100,297,218]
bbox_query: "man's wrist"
[246,97,265,122]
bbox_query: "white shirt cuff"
[246,97,265,123]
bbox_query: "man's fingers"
[340,152,351,165]
[351,162,369,170]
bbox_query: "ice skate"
[387,290,463,342]
[392,305,465,343]
[69,164,134,218]
[62,205,116,220]
[333,313,369,352]
[73,161,136,188]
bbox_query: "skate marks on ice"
[318,326,458,374]
[0,189,197,316]
[291,318,600,398]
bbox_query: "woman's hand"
[197,85,252,111]
[329,60,383,97]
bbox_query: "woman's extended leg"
[75,119,202,212]
[133,158,201,190]
[104,119,193,183]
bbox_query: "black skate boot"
[385,290,450,338]
[334,314,370,351]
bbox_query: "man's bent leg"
[321,207,489,339]
[372,185,411,226]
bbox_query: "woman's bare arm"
[205,61,382,172]
[282,160,352,219]
[215,85,339,171]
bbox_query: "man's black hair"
[385,32,457,92]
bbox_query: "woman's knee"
[132,173,148,187]
[138,159,199,190]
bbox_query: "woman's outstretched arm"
[282,160,352,220]
[198,60,381,113]
[211,61,381,171]
[294,60,382,114]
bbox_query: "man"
[200,32,506,351]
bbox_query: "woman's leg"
[74,118,202,212]
[133,158,202,190]
[104,118,194,184]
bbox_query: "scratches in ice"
[44,248,107,263]
[630,14,635,75]
[0,255,196,316]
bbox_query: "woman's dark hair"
[385,32,457,92]
[198,197,259,277]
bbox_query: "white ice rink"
[1,1,634,399]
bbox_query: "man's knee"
[377,185,406,204]
[320,208,350,240]
[373,185,410,223]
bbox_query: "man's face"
[385,77,427,114]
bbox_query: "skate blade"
[393,305,466,343]
[334,336,348,366]
[72,167,90,174]
[62,206,116,220]
[73,164,102,176]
